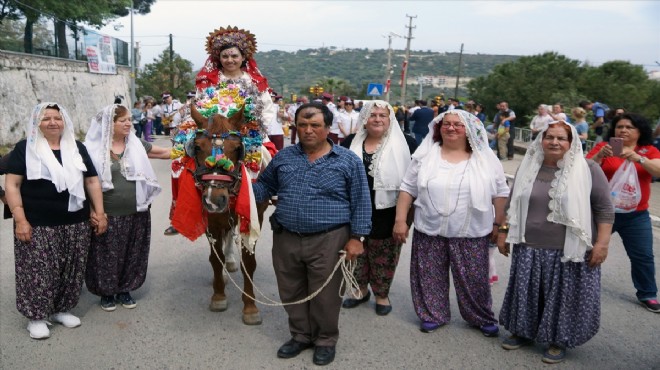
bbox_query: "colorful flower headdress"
[206,26,257,61]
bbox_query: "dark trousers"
[290,126,297,144]
[272,225,348,346]
[268,135,284,150]
[507,128,515,158]
[328,133,339,145]
[133,124,143,138]
[154,117,164,135]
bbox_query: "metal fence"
[0,18,129,66]
[515,127,596,152]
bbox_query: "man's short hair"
[295,102,333,127]
[578,100,592,109]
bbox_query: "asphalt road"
[1,136,659,369]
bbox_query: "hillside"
[253,47,519,100]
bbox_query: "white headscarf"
[413,110,505,213]
[25,103,87,212]
[349,100,411,209]
[84,104,161,211]
[506,121,593,263]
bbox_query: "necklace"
[426,158,469,216]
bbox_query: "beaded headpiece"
[206,26,257,61]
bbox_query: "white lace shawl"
[506,122,593,262]
[413,110,506,213]
[349,100,411,209]
[84,104,161,212]
[25,103,87,212]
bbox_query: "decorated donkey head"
[190,103,245,213]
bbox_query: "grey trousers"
[272,225,349,347]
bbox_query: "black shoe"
[116,292,137,309]
[100,295,116,312]
[164,226,179,235]
[313,346,336,366]
[375,303,392,316]
[342,291,371,308]
[277,339,313,359]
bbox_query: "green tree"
[467,52,583,122]
[136,49,194,102]
[579,61,659,118]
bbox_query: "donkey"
[188,104,269,325]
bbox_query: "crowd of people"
[1,26,659,367]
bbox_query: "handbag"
[608,160,641,213]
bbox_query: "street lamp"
[309,84,324,98]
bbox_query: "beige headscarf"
[349,100,411,209]
[506,121,593,263]
[25,103,87,212]
[84,104,161,211]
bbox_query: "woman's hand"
[15,219,32,242]
[392,220,410,244]
[620,147,641,162]
[496,232,509,257]
[490,225,499,243]
[599,144,613,158]
[588,241,609,268]
[91,212,108,235]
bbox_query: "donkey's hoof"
[242,312,262,325]
[209,299,228,312]
[225,261,238,273]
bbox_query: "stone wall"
[0,50,131,146]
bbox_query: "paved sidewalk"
[506,142,660,226]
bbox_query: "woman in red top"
[586,113,660,313]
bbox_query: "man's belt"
[283,223,348,237]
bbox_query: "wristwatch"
[350,234,366,242]
[638,156,647,164]
[498,224,510,234]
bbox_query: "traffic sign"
[366,83,384,96]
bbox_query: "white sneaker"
[50,312,81,328]
[27,320,50,339]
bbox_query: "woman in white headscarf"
[498,121,613,364]
[4,102,107,340]
[84,104,170,312]
[393,110,509,336]
[340,100,417,316]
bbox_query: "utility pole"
[169,33,174,93]
[383,32,401,103]
[400,14,416,106]
[130,0,136,105]
[454,43,464,100]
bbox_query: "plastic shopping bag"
[609,160,641,213]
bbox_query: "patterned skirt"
[85,211,151,296]
[499,244,600,348]
[410,230,495,326]
[14,221,91,320]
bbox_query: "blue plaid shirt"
[253,140,372,235]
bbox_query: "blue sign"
[366,83,384,96]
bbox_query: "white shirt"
[287,104,298,123]
[267,115,284,135]
[326,102,340,134]
[400,155,509,238]
[530,114,553,132]
[151,104,162,118]
[337,109,360,138]
[162,101,183,127]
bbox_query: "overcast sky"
[100,0,660,72]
